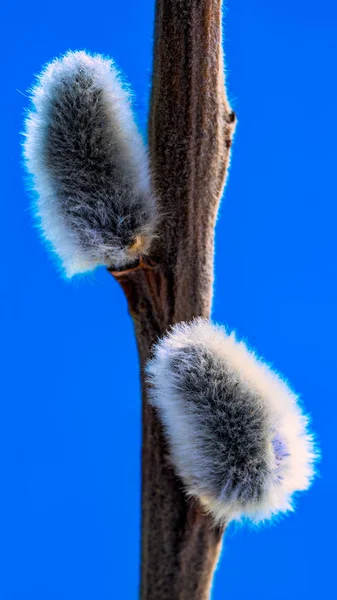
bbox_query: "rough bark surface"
[111,1,235,598]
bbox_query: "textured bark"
[111,1,235,598]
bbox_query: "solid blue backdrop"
[1,1,336,598]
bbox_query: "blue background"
[1,1,336,598]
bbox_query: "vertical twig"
[112,1,235,597]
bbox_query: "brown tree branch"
[111,1,235,598]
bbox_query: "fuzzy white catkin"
[23,50,156,277]
[146,319,317,524]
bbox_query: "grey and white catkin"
[23,51,156,277]
[146,319,317,524]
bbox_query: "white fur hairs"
[23,51,156,277]
[146,319,317,524]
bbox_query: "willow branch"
[23,3,317,596]
[112,1,235,598]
